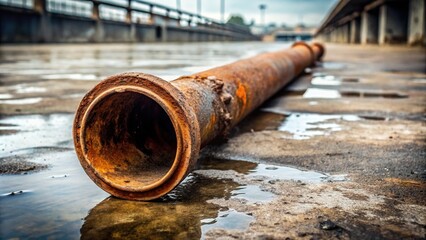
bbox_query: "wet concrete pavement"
[0,42,425,239]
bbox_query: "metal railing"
[0,0,253,35]
[0,0,32,9]
[48,0,92,18]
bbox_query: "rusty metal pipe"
[73,42,325,200]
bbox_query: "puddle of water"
[250,163,329,182]
[60,93,86,99]
[0,93,13,99]
[79,157,343,240]
[312,72,359,85]
[79,172,250,240]
[311,75,341,86]
[14,85,47,94]
[413,78,426,83]
[256,110,360,139]
[41,73,98,81]
[0,114,74,157]
[303,88,342,98]
[231,185,275,203]
[321,62,346,70]
[276,113,359,140]
[237,108,361,140]
[201,209,253,238]
[0,97,43,104]
[199,158,347,184]
[0,151,108,240]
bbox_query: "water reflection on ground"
[80,157,341,240]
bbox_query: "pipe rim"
[80,86,183,191]
[73,73,200,200]
[292,41,315,63]
[312,42,325,60]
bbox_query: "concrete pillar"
[92,1,103,42]
[331,29,337,42]
[361,9,379,44]
[165,10,170,25]
[342,24,350,43]
[33,0,51,42]
[125,0,132,24]
[92,0,100,20]
[335,27,341,43]
[161,23,167,42]
[337,25,349,43]
[336,27,341,42]
[339,26,344,43]
[325,32,331,42]
[125,0,136,42]
[148,5,154,24]
[33,0,46,13]
[408,0,426,45]
[350,17,361,43]
[379,3,408,45]
[177,13,181,26]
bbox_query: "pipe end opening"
[81,89,180,193]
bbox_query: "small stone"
[319,220,338,230]
[268,179,278,184]
[207,75,216,80]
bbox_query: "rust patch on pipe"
[73,42,326,200]
[236,82,247,107]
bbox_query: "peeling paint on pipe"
[73,41,325,200]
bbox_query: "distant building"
[256,24,317,42]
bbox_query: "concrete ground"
[202,44,426,239]
[0,43,425,239]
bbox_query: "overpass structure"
[0,0,257,43]
[315,0,425,46]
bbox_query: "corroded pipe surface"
[73,42,325,200]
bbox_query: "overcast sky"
[152,0,338,26]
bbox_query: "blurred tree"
[226,14,246,26]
